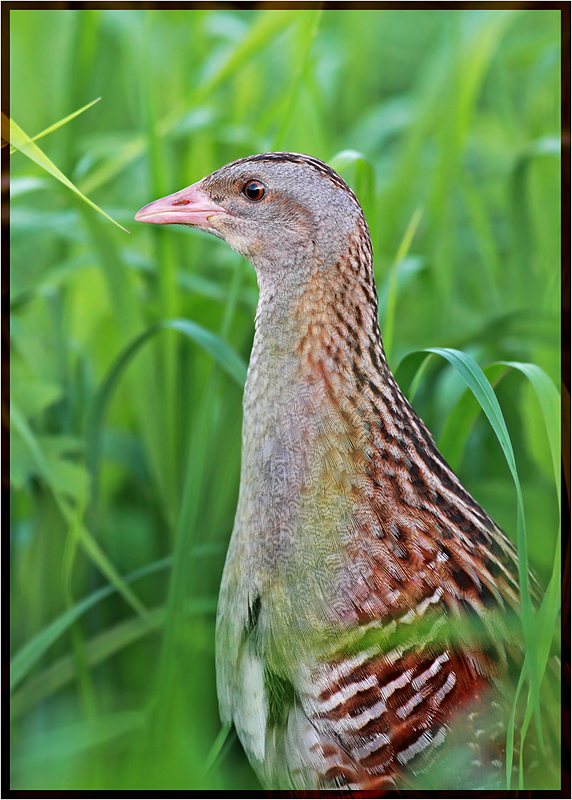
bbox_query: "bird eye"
[243,180,265,201]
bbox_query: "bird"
[135,152,525,791]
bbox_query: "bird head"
[135,153,366,290]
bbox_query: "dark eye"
[243,180,265,201]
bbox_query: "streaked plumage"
[135,153,524,791]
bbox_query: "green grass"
[9,7,561,791]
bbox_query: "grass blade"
[204,725,232,774]
[12,712,146,769]
[7,114,128,232]
[499,362,561,508]
[10,402,148,626]
[8,98,101,155]
[437,363,509,471]
[84,318,246,531]
[10,558,172,695]
[272,9,323,149]
[382,207,423,364]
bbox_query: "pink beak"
[134,181,226,227]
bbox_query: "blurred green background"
[9,6,561,791]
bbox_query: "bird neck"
[241,227,397,513]
[250,223,387,388]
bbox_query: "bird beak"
[134,181,226,227]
